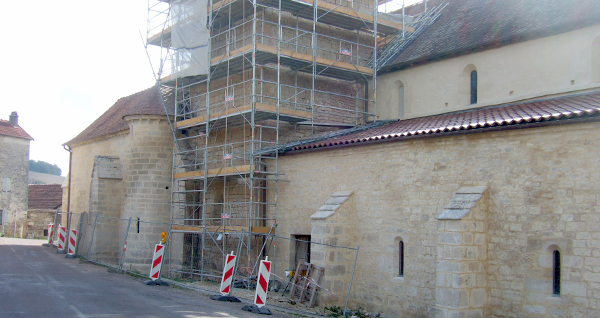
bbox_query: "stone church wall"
[274,120,600,317]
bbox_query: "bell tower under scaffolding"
[146,0,412,280]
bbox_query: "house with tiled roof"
[24,184,62,239]
[266,0,600,317]
[62,85,174,267]
[0,112,33,237]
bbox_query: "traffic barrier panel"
[42,223,55,247]
[66,229,77,258]
[144,243,169,286]
[210,252,241,302]
[242,256,272,315]
[57,225,66,253]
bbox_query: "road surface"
[0,237,296,318]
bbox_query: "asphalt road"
[0,237,295,318]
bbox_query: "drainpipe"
[63,145,73,229]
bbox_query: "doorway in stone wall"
[294,235,311,268]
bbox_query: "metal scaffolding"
[145,0,410,281]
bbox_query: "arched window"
[470,70,478,104]
[553,250,560,295]
[399,240,404,277]
[398,82,405,119]
[593,36,600,83]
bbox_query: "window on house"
[398,83,405,119]
[553,250,560,295]
[399,240,404,277]
[0,209,3,225]
[470,70,478,104]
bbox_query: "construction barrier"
[149,244,165,280]
[220,252,237,295]
[57,225,66,252]
[210,252,241,302]
[255,256,272,307]
[242,256,272,315]
[47,223,54,244]
[66,229,77,257]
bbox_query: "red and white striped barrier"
[254,256,272,308]
[47,223,54,244]
[219,252,237,295]
[67,229,77,256]
[149,243,165,281]
[57,225,66,251]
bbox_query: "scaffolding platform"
[174,164,257,180]
[148,0,413,47]
[171,224,275,234]
[176,102,312,129]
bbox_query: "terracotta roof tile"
[382,0,600,71]
[28,184,62,210]
[291,91,600,151]
[0,120,33,140]
[65,86,174,146]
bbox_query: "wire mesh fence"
[52,212,360,315]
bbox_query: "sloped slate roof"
[28,184,62,210]
[0,120,33,140]
[381,0,600,72]
[290,91,600,151]
[65,86,174,146]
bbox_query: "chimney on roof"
[9,111,18,127]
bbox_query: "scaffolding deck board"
[211,43,372,81]
[211,0,411,34]
[172,224,275,234]
[176,102,312,129]
[148,0,410,47]
[174,164,255,180]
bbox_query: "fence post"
[119,217,132,271]
[87,213,99,260]
[343,246,359,317]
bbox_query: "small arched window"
[553,250,560,295]
[399,240,404,277]
[398,83,405,119]
[593,36,600,83]
[470,70,478,104]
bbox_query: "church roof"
[65,86,174,146]
[288,90,600,152]
[0,120,33,140]
[380,0,600,72]
[28,184,62,210]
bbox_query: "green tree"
[29,160,62,176]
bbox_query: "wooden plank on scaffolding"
[175,103,311,128]
[255,43,374,75]
[147,26,172,47]
[176,104,253,128]
[210,0,414,33]
[171,224,274,234]
[173,164,252,179]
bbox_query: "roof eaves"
[379,15,600,74]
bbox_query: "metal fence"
[48,212,360,316]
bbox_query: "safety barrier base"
[242,305,272,315]
[210,294,241,302]
[144,279,169,286]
